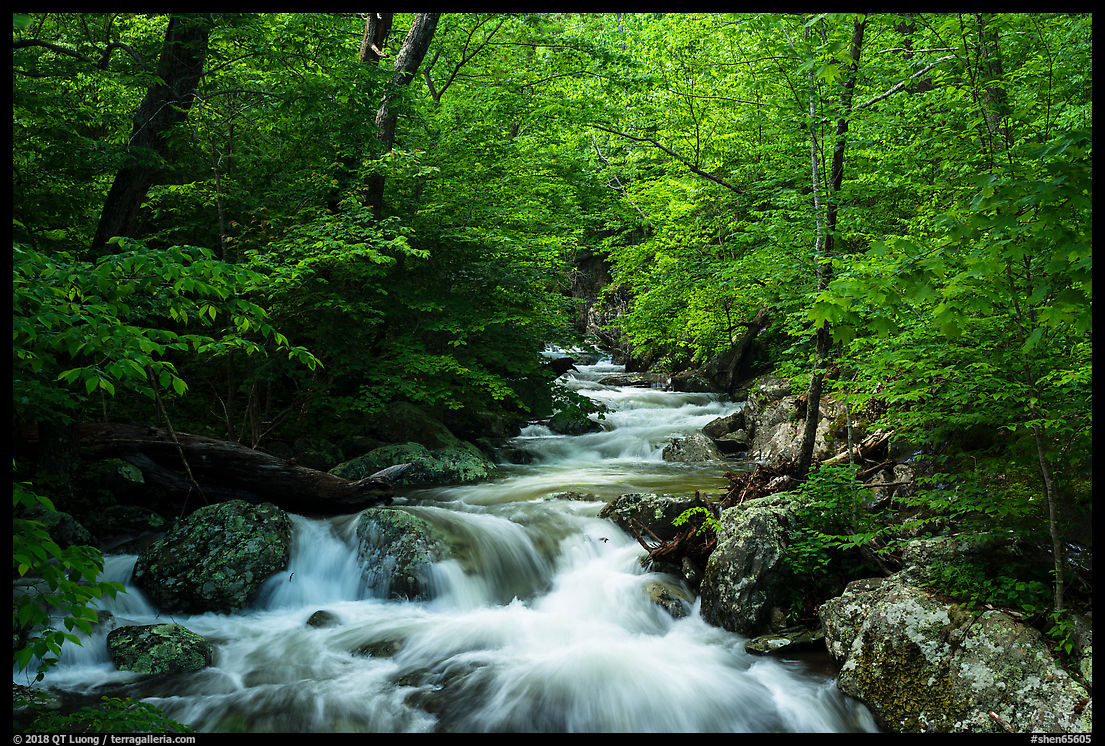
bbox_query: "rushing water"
[23,351,878,733]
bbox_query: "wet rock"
[355,508,452,600]
[699,494,798,636]
[646,581,692,619]
[548,491,601,502]
[820,574,1091,733]
[598,372,668,387]
[599,492,709,543]
[662,432,724,463]
[547,410,603,435]
[107,623,214,675]
[745,626,825,656]
[133,500,291,614]
[306,610,340,628]
[332,441,497,485]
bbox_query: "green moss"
[847,635,964,732]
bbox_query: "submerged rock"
[820,574,1092,733]
[745,626,825,656]
[332,441,496,485]
[133,500,291,614]
[699,495,798,636]
[355,508,452,600]
[646,581,692,620]
[107,623,214,675]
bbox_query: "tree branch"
[853,55,955,112]
[589,124,742,195]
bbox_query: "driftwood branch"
[68,423,404,516]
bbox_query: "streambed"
[26,353,878,732]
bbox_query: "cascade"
[19,351,878,733]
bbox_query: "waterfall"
[21,352,878,733]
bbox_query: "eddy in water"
[23,352,878,733]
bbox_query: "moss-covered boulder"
[821,575,1091,733]
[699,494,798,636]
[355,508,453,600]
[332,441,496,486]
[133,500,291,614]
[107,624,214,674]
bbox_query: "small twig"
[146,365,207,514]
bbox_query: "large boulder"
[355,508,453,600]
[598,372,668,388]
[332,441,496,486]
[820,574,1092,733]
[742,374,842,462]
[133,500,292,614]
[107,623,214,674]
[661,432,724,463]
[699,494,798,635]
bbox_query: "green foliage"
[923,557,1050,617]
[16,693,194,734]
[778,465,886,579]
[12,479,125,680]
[672,505,721,537]
[13,239,319,425]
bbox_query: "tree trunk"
[366,12,441,219]
[68,423,405,516]
[797,16,866,476]
[697,305,771,395]
[90,14,211,255]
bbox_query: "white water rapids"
[22,352,878,732]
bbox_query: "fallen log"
[822,429,892,466]
[68,423,405,516]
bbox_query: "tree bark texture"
[70,423,405,516]
[797,16,866,476]
[366,12,441,219]
[91,14,211,255]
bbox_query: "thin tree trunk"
[797,16,866,476]
[90,14,211,255]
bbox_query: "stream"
[26,351,879,732]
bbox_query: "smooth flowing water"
[26,352,878,733]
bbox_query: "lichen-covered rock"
[133,500,291,614]
[662,431,724,462]
[820,574,1091,733]
[332,441,496,485]
[740,374,843,462]
[355,508,452,600]
[699,495,797,636]
[107,623,214,674]
[598,492,709,544]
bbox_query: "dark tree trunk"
[366,12,441,219]
[697,305,772,395]
[90,14,211,255]
[70,423,405,516]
